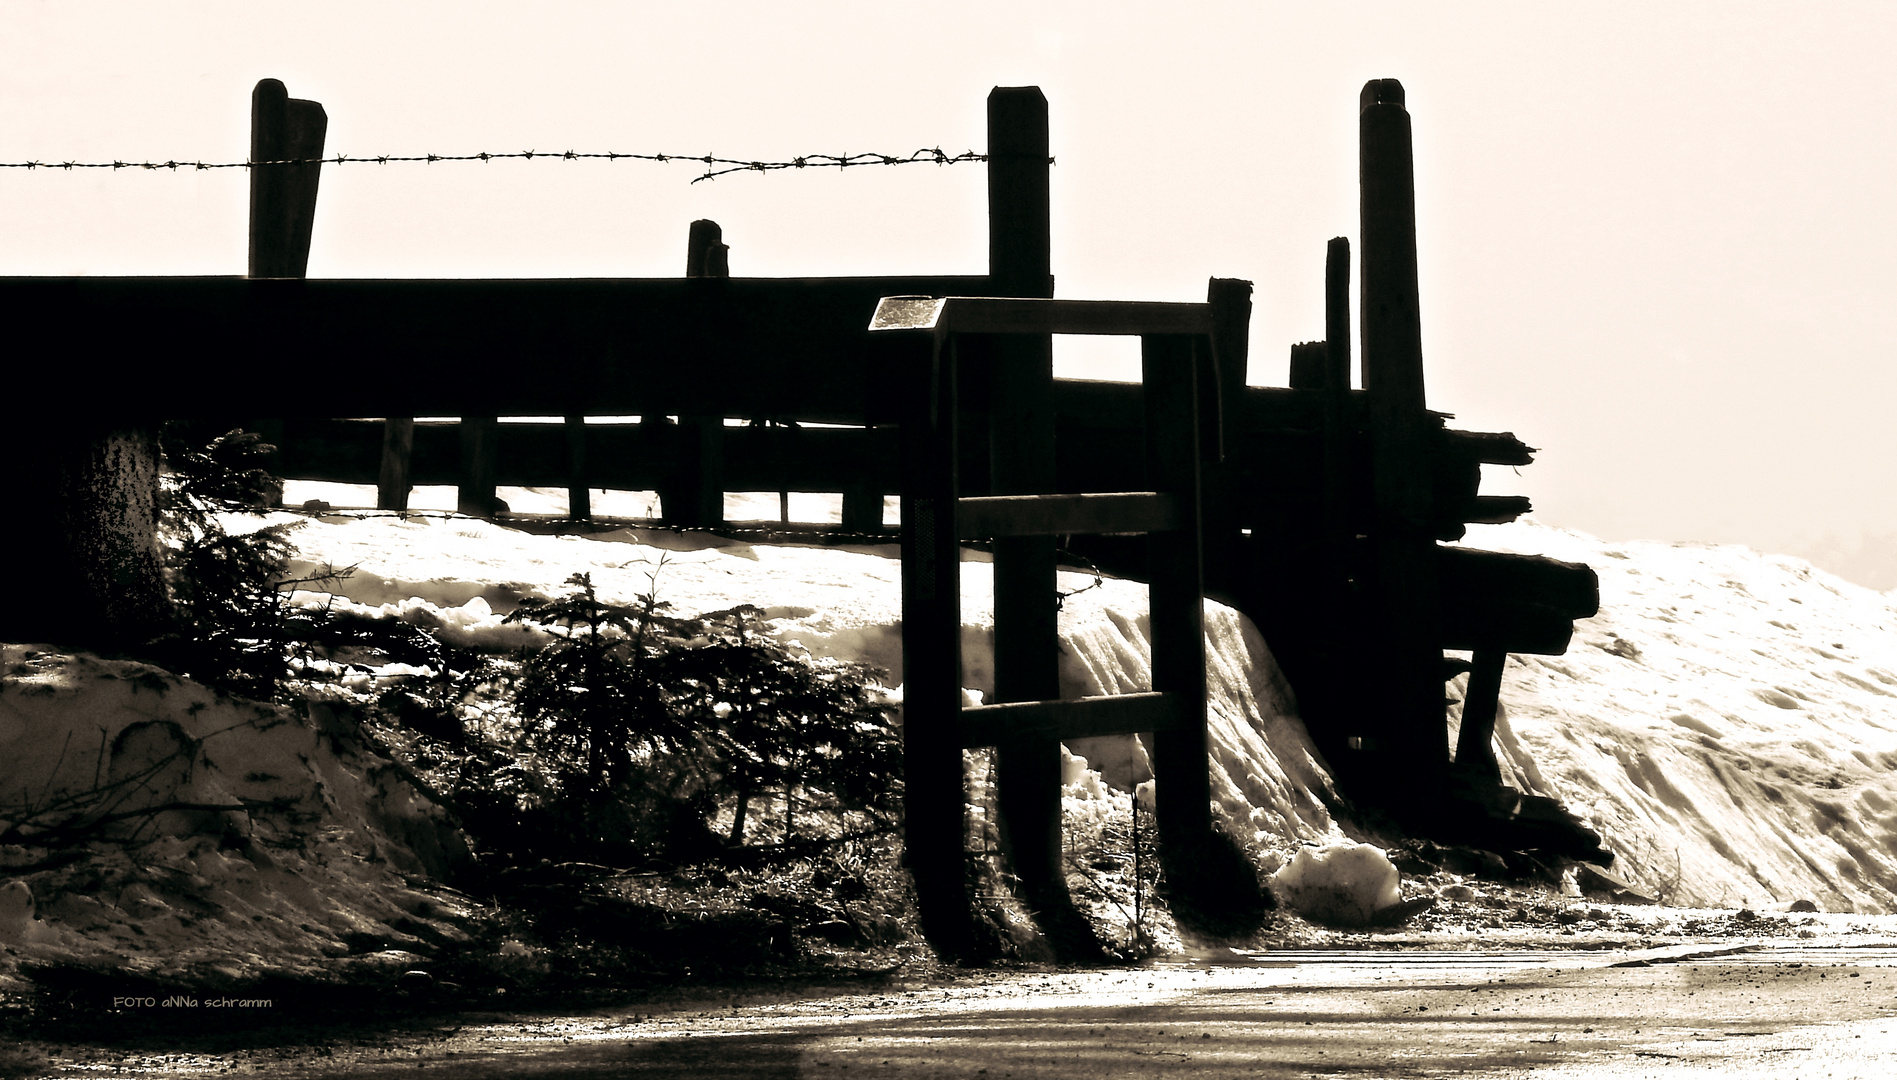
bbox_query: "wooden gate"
[870,294,1221,958]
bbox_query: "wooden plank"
[1438,546,1599,618]
[871,295,1216,337]
[248,79,326,279]
[959,692,1189,747]
[1465,495,1533,524]
[956,492,1183,538]
[0,274,989,421]
[1444,429,1535,466]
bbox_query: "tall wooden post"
[899,333,978,959]
[249,78,325,511]
[1359,78,1449,796]
[1145,333,1214,869]
[668,220,728,528]
[984,86,1096,958]
[248,79,326,279]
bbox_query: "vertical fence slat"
[378,418,414,511]
[457,416,500,517]
[1455,649,1507,781]
[564,415,590,521]
[1143,333,1212,858]
[899,333,976,959]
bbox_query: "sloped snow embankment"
[273,510,1348,853]
[0,646,472,990]
[1456,520,1897,913]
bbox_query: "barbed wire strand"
[0,147,1050,184]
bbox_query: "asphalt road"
[32,943,1897,1078]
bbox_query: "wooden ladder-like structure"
[870,294,1220,957]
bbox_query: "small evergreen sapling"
[148,426,353,700]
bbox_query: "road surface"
[28,942,1897,1078]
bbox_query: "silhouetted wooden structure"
[1,77,1605,960]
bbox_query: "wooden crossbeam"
[870,295,1215,337]
[959,692,1189,747]
[955,492,1183,538]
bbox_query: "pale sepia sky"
[3,1,1893,573]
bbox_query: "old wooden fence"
[3,77,1603,958]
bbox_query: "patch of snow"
[1268,842,1404,926]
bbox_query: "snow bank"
[0,645,472,988]
[273,511,1347,851]
[1456,520,1897,912]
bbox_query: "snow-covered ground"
[272,482,1897,915]
[5,481,1894,991]
[1453,521,1897,913]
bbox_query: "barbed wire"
[0,147,1046,183]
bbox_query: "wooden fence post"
[565,415,590,521]
[249,79,326,280]
[249,78,324,509]
[378,418,414,511]
[1359,78,1449,797]
[1144,332,1213,867]
[899,332,978,959]
[1455,649,1506,781]
[1201,277,1252,594]
[984,85,1098,958]
[666,220,728,528]
[457,416,501,517]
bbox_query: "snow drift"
[1457,521,1897,912]
[0,645,473,988]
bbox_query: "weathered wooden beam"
[2,275,990,421]
[1438,546,1599,618]
[960,692,1189,747]
[1444,429,1535,467]
[956,492,1183,538]
[871,295,1216,337]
